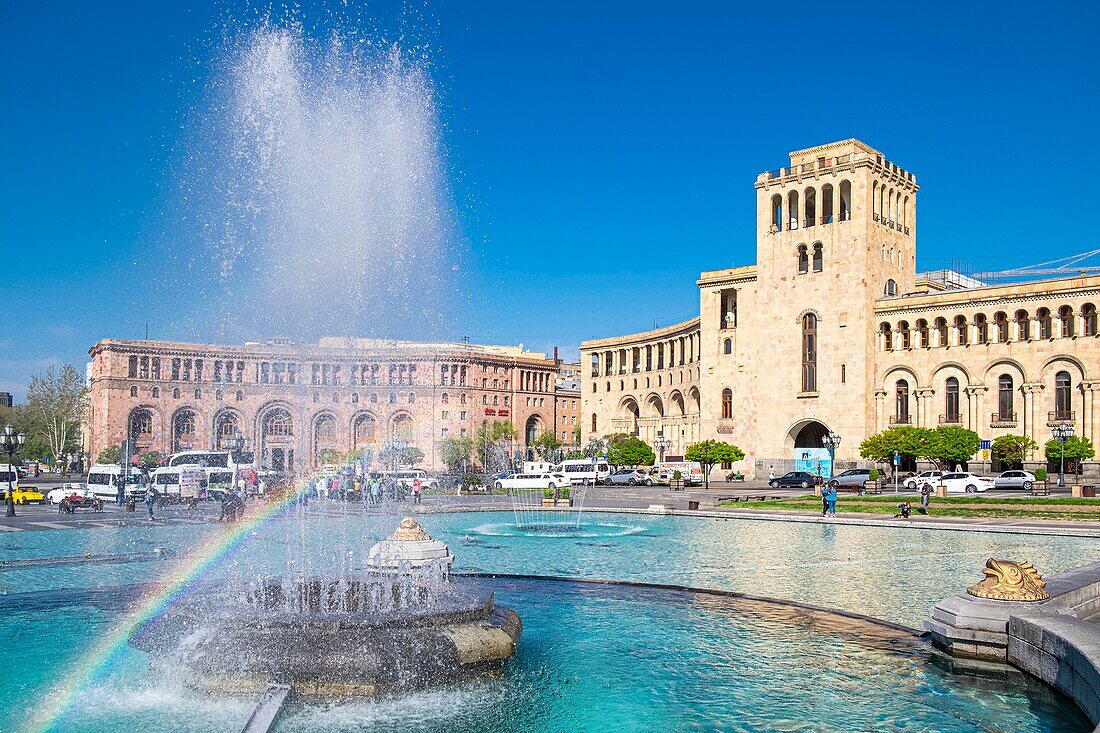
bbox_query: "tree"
[1044,436,1095,464]
[605,434,656,468]
[98,445,121,464]
[922,426,981,470]
[317,448,343,465]
[138,451,164,470]
[439,435,474,473]
[991,435,1037,468]
[399,446,425,467]
[24,364,86,466]
[859,426,930,464]
[475,420,519,470]
[684,440,745,489]
[531,431,563,461]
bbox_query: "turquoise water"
[1,509,1095,731]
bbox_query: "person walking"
[768,466,776,482]
[411,477,423,505]
[145,486,158,521]
[919,483,931,514]
[826,484,838,517]
[821,484,830,517]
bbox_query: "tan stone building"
[582,139,1100,477]
[86,337,579,473]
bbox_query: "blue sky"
[2,1,1099,399]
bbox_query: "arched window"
[812,243,823,272]
[312,391,319,403]
[1059,305,1075,337]
[838,180,852,221]
[152,386,160,398]
[915,319,928,348]
[351,392,359,404]
[902,195,909,228]
[821,184,833,224]
[998,375,1014,421]
[1015,310,1030,340]
[723,338,732,355]
[591,414,597,433]
[389,393,397,404]
[802,314,817,392]
[873,180,880,221]
[1037,308,1052,339]
[898,321,911,349]
[954,315,969,345]
[994,312,1009,342]
[172,387,180,399]
[408,392,416,404]
[235,390,243,401]
[884,279,897,297]
[1084,303,1098,336]
[974,314,988,344]
[130,385,138,398]
[460,393,467,404]
[771,194,783,232]
[721,388,732,419]
[441,392,449,404]
[881,243,886,261]
[331,392,339,403]
[787,190,799,230]
[935,317,948,347]
[880,322,893,351]
[797,244,808,274]
[895,380,910,424]
[370,393,378,403]
[1055,371,1073,420]
[804,187,816,228]
[945,377,960,423]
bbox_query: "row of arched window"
[879,305,1098,350]
[872,180,910,234]
[770,181,852,232]
[595,369,696,392]
[130,385,245,402]
[892,371,1076,425]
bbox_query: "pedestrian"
[145,486,158,521]
[412,477,423,505]
[821,484,829,517]
[768,466,776,482]
[826,484,838,517]
[919,483,931,514]
[371,477,382,505]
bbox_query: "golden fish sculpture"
[966,558,1050,602]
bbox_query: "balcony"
[1048,411,1076,426]
[889,415,911,425]
[938,414,961,425]
[803,218,815,228]
[991,412,1018,428]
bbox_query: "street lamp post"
[585,438,606,486]
[821,432,842,480]
[1052,421,1075,489]
[1,424,27,517]
[654,433,672,464]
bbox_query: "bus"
[551,459,611,486]
[168,450,234,469]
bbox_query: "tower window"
[802,314,817,392]
[884,279,897,297]
[812,243,823,272]
[797,245,808,274]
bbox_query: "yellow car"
[0,486,47,505]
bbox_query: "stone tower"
[746,139,920,464]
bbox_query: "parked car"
[933,472,995,494]
[495,473,570,491]
[827,469,871,489]
[905,471,945,490]
[47,483,96,505]
[608,468,647,486]
[769,471,817,489]
[994,470,1036,491]
[0,486,46,505]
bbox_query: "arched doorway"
[213,410,240,450]
[786,419,832,479]
[128,408,155,453]
[172,409,199,452]
[524,415,542,460]
[261,407,294,474]
[312,413,339,467]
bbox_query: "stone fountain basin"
[131,578,521,697]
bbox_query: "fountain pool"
[1,509,1095,732]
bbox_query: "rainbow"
[25,490,304,733]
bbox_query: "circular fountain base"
[131,578,521,698]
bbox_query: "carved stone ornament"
[389,516,431,542]
[966,558,1050,602]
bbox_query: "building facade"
[582,139,1100,476]
[87,337,580,473]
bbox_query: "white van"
[151,467,182,497]
[552,459,611,486]
[654,461,705,486]
[87,464,148,501]
[0,465,20,489]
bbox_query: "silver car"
[608,468,646,486]
[827,469,871,489]
[993,470,1035,490]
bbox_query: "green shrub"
[673,470,683,480]
[560,486,570,500]
[869,469,880,481]
[544,488,553,499]
[1035,468,1048,482]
